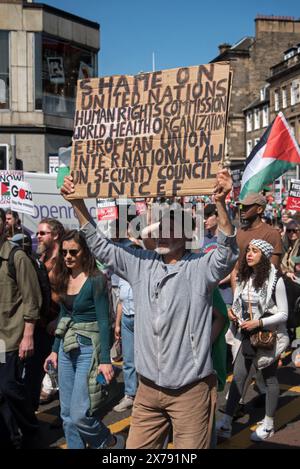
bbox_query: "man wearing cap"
[61,169,239,449]
[232,193,282,292]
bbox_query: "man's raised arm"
[61,176,91,227]
[200,169,238,287]
[214,169,234,236]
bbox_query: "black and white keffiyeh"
[249,239,274,259]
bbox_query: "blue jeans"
[121,314,137,397]
[58,338,111,449]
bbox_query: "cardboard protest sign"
[286,179,300,211]
[10,180,34,216]
[70,63,231,199]
[0,171,24,208]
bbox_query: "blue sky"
[46,0,300,76]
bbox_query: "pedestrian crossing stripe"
[279,384,300,393]
[108,417,131,433]
[57,442,67,449]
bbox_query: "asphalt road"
[35,353,300,449]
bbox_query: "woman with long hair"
[281,220,300,272]
[281,220,300,337]
[44,230,124,449]
[216,239,289,442]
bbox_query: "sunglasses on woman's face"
[287,229,299,233]
[62,249,80,257]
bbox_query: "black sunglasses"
[287,229,299,233]
[62,249,80,257]
[36,231,51,236]
[240,204,256,210]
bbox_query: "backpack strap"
[7,245,22,283]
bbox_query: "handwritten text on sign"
[70,63,231,199]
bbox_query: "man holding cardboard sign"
[60,168,238,449]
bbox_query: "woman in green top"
[44,230,124,449]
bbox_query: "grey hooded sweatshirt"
[82,222,238,389]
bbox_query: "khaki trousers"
[126,374,217,449]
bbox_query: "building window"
[282,87,287,109]
[291,80,300,106]
[262,105,269,127]
[274,90,279,111]
[247,140,253,156]
[35,33,97,116]
[260,86,268,101]
[254,109,260,130]
[0,31,9,110]
[246,112,253,132]
[35,33,43,110]
[284,48,297,60]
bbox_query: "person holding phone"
[44,230,124,449]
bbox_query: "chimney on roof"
[218,43,231,55]
[255,15,299,35]
[256,14,295,21]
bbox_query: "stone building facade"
[268,46,300,141]
[244,44,300,186]
[211,16,300,169]
[0,0,99,172]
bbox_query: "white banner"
[10,180,34,216]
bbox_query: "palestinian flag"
[240,112,300,199]
[0,182,9,196]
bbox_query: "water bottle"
[47,361,59,390]
[56,146,71,189]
